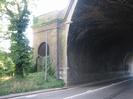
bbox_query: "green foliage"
[0,72,64,96]
[2,0,32,77]
[32,17,64,28]
[44,56,55,76]
[0,50,14,77]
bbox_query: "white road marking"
[24,94,38,98]
[9,97,23,99]
[64,79,132,99]
[9,94,38,99]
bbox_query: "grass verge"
[0,72,64,96]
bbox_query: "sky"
[33,0,69,16]
[0,0,69,52]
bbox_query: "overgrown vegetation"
[0,72,64,96]
[8,0,32,77]
[0,0,32,77]
[0,50,14,77]
[32,17,63,28]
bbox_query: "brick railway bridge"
[33,0,133,86]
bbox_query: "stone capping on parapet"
[32,0,76,34]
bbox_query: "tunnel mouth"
[67,0,133,85]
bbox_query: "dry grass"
[0,76,11,81]
[0,72,64,96]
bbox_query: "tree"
[1,0,32,77]
[0,50,14,77]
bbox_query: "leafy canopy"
[0,0,32,77]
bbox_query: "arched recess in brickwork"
[38,42,49,57]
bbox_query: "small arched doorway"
[36,42,50,71]
[38,42,49,57]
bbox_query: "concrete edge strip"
[64,78,132,99]
[0,87,68,99]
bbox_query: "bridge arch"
[62,0,133,85]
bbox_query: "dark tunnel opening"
[67,0,133,85]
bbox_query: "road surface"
[8,77,133,99]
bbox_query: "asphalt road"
[9,77,133,99]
